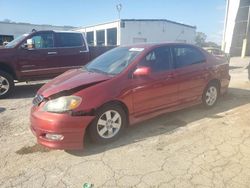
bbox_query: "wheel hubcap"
[205,86,218,106]
[0,76,10,96]
[97,110,122,139]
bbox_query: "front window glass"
[85,47,143,75]
[140,47,172,72]
[5,34,28,48]
[31,33,54,49]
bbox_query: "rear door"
[171,45,208,104]
[131,46,179,117]
[54,32,90,73]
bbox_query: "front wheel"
[88,104,127,144]
[0,71,14,99]
[202,82,219,108]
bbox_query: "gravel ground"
[0,57,250,188]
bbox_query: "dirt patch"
[16,144,50,155]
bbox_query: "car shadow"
[67,87,250,157]
[8,82,45,99]
[229,66,241,70]
[0,107,6,113]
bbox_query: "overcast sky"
[0,0,226,44]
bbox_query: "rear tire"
[202,82,219,108]
[0,71,14,99]
[88,104,127,144]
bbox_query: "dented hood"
[38,69,111,98]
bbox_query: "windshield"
[5,34,28,48]
[85,47,143,75]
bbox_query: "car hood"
[38,69,112,98]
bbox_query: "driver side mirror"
[133,66,152,77]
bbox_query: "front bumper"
[30,107,95,150]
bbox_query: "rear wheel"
[88,104,127,144]
[202,82,219,108]
[0,71,14,99]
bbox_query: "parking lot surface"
[0,58,250,188]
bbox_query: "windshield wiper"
[83,66,116,76]
[88,68,109,75]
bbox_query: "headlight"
[42,96,82,113]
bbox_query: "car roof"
[33,30,82,34]
[121,42,199,50]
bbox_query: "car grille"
[32,94,44,106]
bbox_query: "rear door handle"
[79,50,86,53]
[48,51,57,55]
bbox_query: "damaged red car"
[30,43,230,149]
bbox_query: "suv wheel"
[0,71,14,99]
[88,104,127,144]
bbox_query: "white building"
[222,0,250,57]
[0,21,75,45]
[76,19,196,46]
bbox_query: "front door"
[131,46,179,117]
[18,31,59,79]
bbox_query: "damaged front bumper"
[30,106,95,150]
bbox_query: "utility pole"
[116,3,122,20]
[222,0,230,51]
[242,5,250,58]
[246,6,250,41]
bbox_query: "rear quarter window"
[55,33,85,48]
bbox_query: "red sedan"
[30,43,230,150]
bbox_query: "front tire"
[0,71,14,99]
[88,104,127,144]
[202,82,219,108]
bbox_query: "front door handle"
[79,50,86,53]
[48,51,57,55]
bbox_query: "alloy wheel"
[205,86,218,106]
[97,110,122,139]
[0,76,10,96]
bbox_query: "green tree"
[195,32,207,47]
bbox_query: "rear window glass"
[173,46,205,68]
[56,33,84,47]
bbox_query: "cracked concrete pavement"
[0,57,250,188]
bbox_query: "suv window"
[30,33,54,49]
[173,45,205,68]
[56,33,84,48]
[140,47,172,72]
